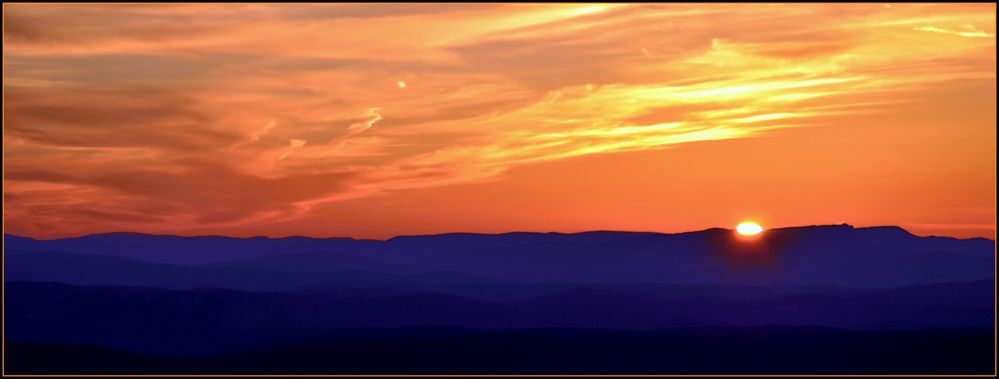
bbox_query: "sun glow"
[1,4,994,240]
[736,222,764,236]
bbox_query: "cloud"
[4,159,357,235]
[3,3,995,237]
[345,108,383,136]
[914,25,995,38]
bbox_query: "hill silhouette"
[3,224,994,374]
[5,224,994,288]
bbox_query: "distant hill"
[2,232,383,265]
[5,224,994,288]
[4,225,994,374]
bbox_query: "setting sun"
[2,3,994,241]
[736,222,764,236]
[1,4,994,375]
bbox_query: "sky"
[2,3,996,240]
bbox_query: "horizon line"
[4,223,995,243]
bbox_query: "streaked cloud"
[914,25,995,38]
[3,3,995,238]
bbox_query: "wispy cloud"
[3,3,995,238]
[914,25,995,38]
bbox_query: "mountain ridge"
[5,224,993,288]
[5,223,994,243]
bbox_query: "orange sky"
[2,3,996,239]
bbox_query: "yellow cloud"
[3,3,995,237]
[914,25,995,38]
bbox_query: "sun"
[736,221,764,236]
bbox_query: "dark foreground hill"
[5,280,993,356]
[3,225,994,374]
[6,326,994,375]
